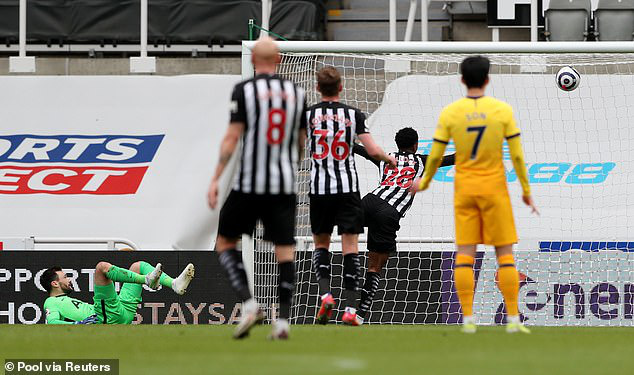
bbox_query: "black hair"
[41,266,62,294]
[395,127,418,151]
[460,55,490,89]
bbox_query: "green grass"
[1,325,630,375]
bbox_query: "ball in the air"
[556,66,581,91]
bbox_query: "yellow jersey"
[432,96,524,196]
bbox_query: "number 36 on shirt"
[312,129,350,161]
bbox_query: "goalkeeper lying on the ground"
[41,261,194,324]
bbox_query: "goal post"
[241,41,634,326]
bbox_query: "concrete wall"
[0,57,242,76]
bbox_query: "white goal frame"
[241,41,634,77]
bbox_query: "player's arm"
[354,111,396,168]
[298,98,308,159]
[411,139,447,193]
[208,85,247,209]
[208,123,244,209]
[507,134,538,214]
[505,106,538,214]
[419,153,456,168]
[44,305,97,324]
[411,113,450,194]
[358,134,396,168]
[45,308,74,324]
[440,153,456,167]
[352,143,381,167]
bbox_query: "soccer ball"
[556,66,581,91]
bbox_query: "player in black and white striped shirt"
[207,37,307,340]
[354,127,455,324]
[307,67,396,326]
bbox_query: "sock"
[507,315,520,324]
[358,271,380,319]
[105,265,146,284]
[454,254,475,318]
[139,261,174,288]
[312,248,331,296]
[497,254,520,317]
[218,249,252,302]
[342,254,360,308]
[278,261,295,320]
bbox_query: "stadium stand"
[594,0,634,41]
[544,0,593,41]
[0,0,326,46]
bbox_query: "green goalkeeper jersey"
[43,294,95,324]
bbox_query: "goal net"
[249,43,634,326]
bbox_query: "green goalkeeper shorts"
[93,282,143,324]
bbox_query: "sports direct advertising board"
[0,75,241,250]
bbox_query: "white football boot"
[145,263,163,290]
[233,299,265,339]
[172,263,195,295]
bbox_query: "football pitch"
[1,325,630,375]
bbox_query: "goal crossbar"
[242,41,634,55]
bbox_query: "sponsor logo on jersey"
[0,135,164,195]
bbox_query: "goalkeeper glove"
[74,315,98,324]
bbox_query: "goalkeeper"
[353,127,455,324]
[41,261,194,324]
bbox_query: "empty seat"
[594,0,634,41]
[545,0,592,41]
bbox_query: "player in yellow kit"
[410,56,538,334]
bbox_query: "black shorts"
[362,193,401,253]
[218,190,296,245]
[309,192,364,235]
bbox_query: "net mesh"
[252,51,634,326]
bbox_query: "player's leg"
[95,261,162,289]
[92,262,132,324]
[216,191,262,339]
[482,194,529,333]
[455,245,477,333]
[117,262,145,324]
[312,233,332,296]
[493,244,528,333]
[138,261,195,295]
[358,195,400,323]
[338,193,365,326]
[312,232,335,324]
[357,251,388,323]
[271,244,294,339]
[262,193,297,340]
[309,193,336,324]
[453,194,482,333]
[340,233,361,325]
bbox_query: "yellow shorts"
[454,193,518,246]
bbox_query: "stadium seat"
[594,0,634,41]
[544,0,592,41]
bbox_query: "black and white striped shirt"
[306,102,369,195]
[354,145,455,216]
[230,73,307,195]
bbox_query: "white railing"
[129,0,156,73]
[261,0,273,38]
[1,237,140,250]
[9,0,159,73]
[390,0,426,42]
[391,0,538,43]
[9,0,35,73]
